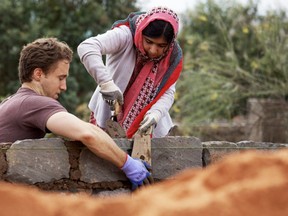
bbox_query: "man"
[0,38,153,190]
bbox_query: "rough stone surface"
[236,140,288,151]
[203,141,239,164]
[5,138,70,184]
[79,148,127,183]
[79,138,130,183]
[203,140,288,166]
[2,136,287,194]
[93,188,131,198]
[80,136,202,182]
[152,136,202,179]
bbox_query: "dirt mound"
[1,149,288,216]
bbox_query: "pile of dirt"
[1,149,288,216]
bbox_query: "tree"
[0,0,138,113]
[174,0,288,134]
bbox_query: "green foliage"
[174,0,288,133]
[0,0,138,113]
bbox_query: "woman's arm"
[150,83,176,116]
[77,26,132,85]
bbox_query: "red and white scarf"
[114,7,183,138]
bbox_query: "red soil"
[1,149,288,216]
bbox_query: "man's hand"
[121,155,154,191]
[100,80,123,109]
[139,111,161,134]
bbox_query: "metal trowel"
[105,101,126,138]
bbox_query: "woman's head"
[142,20,174,44]
[134,7,179,57]
[141,20,174,59]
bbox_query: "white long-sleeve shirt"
[77,25,176,137]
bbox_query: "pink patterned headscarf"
[134,7,179,55]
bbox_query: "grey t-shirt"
[0,88,67,142]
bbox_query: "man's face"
[40,60,70,99]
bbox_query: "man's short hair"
[18,37,73,83]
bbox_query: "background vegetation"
[0,0,287,135]
[173,0,288,134]
[0,0,138,116]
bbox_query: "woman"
[77,6,183,138]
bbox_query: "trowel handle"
[114,101,122,116]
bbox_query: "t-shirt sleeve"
[20,96,67,133]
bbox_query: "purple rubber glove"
[121,155,154,191]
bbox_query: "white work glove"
[139,110,161,134]
[100,80,124,109]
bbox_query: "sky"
[136,0,288,15]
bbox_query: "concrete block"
[5,138,70,184]
[152,136,202,179]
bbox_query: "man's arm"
[46,111,126,167]
[46,111,154,190]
